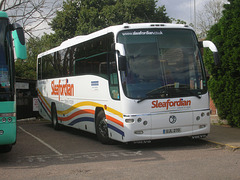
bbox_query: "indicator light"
[125,119,134,123]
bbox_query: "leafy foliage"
[204,0,240,127]
[50,0,81,40]
[50,0,171,40]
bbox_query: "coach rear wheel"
[96,111,111,144]
[51,103,61,130]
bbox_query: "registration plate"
[163,128,181,134]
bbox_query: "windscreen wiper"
[137,85,171,103]
[137,92,169,103]
[188,90,201,99]
[137,95,152,103]
[176,88,202,99]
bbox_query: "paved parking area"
[1,120,239,180]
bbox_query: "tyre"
[51,103,61,130]
[0,144,12,153]
[96,110,112,144]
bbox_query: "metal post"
[194,0,196,29]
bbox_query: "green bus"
[0,11,27,153]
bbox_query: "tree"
[50,0,81,41]
[119,0,170,24]
[76,0,117,35]
[50,0,171,40]
[197,0,227,38]
[0,0,61,38]
[204,0,240,127]
[76,0,170,35]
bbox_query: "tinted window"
[0,19,14,101]
[74,33,114,79]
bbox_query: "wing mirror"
[201,40,220,66]
[112,43,127,71]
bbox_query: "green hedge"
[204,0,240,127]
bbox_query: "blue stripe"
[38,99,51,120]
[68,117,94,126]
[108,124,125,137]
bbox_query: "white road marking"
[16,150,145,163]
[19,126,62,156]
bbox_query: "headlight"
[8,117,12,123]
[2,117,6,123]
[0,113,16,123]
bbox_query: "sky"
[157,0,209,25]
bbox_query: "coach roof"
[37,23,192,59]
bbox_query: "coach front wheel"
[96,111,111,144]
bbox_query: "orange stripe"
[106,115,124,127]
[58,109,123,127]
[37,89,50,108]
[59,109,95,121]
